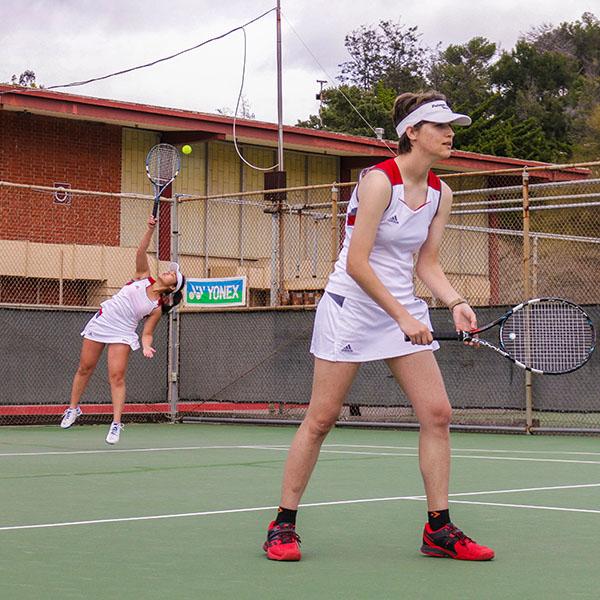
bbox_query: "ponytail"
[161,276,186,315]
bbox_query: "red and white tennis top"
[81,278,160,350]
[326,158,442,306]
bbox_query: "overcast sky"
[1,1,595,125]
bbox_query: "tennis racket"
[409,298,595,375]
[145,143,181,218]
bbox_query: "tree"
[296,14,599,161]
[428,37,496,113]
[9,70,40,87]
[490,41,579,160]
[570,77,600,159]
[216,94,255,119]
[297,19,428,137]
[525,12,600,160]
[526,12,600,78]
[455,97,559,161]
[297,83,397,138]
[338,19,429,92]
[492,41,578,101]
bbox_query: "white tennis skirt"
[81,311,140,350]
[310,291,439,362]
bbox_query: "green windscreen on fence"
[177,307,600,430]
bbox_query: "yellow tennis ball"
[181,144,192,155]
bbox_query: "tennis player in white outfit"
[60,216,185,444]
[263,91,495,562]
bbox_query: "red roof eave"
[0,85,390,156]
[0,85,592,175]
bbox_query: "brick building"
[0,85,588,306]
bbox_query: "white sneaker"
[60,406,82,429]
[105,422,123,445]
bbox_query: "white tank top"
[98,277,160,333]
[326,158,441,304]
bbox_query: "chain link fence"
[176,182,353,307]
[0,182,172,424]
[1,162,599,431]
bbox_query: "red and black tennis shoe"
[263,521,302,561]
[421,523,494,561]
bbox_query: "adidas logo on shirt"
[387,215,399,224]
[341,344,353,353]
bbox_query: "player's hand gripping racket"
[409,298,595,374]
[145,143,181,218]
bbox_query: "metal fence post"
[331,183,339,270]
[278,193,285,305]
[270,208,280,306]
[532,234,539,297]
[522,169,534,432]
[239,149,245,266]
[203,142,210,277]
[265,171,287,306]
[203,197,209,277]
[168,194,181,422]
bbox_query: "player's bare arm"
[135,216,156,280]
[416,181,477,331]
[141,307,161,358]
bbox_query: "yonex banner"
[184,277,247,307]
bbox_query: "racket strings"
[147,144,179,186]
[501,301,594,373]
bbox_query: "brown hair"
[160,275,186,315]
[392,91,447,154]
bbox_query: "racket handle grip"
[404,331,464,342]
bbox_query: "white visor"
[169,262,184,293]
[395,101,471,138]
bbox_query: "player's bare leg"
[280,358,360,508]
[69,339,105,409]
[386,350,451,509]
[106,343,131,423]
[386,350,494,560]
[264,358,359,561]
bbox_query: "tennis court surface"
[1,423,598,599]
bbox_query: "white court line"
[1,482,599,532]
[447,482,600,497]
[0,497,424,532]
[449,500,600,515]
[2,444,600,466]
[325,444,600,457]
[0,505,280,531]
[2,441,599,460]
[0,444,600,465]
[0,445,286,458]
[316,448,600,466]
[447,454,600,466]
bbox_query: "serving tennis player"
[60,216,186,444]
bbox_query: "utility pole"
[276,0,284,172]
[267,0,286,306]
[316,79,327,125]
